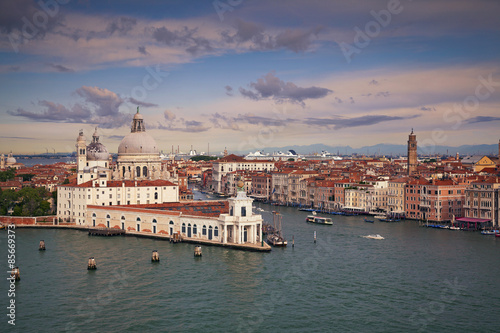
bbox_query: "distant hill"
[235,143,499,157]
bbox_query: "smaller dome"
[6,157,16,164]
[87,142,109,161]
[133,112,144,120]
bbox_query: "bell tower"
[407,129,417,175]
[76,129,87,184]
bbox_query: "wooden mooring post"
[151,250,160,262]
[87,257,97,270]
[39,240,46,251]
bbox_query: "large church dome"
[118,132,158,154]
[117,108,159,155]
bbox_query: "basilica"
[56,108,267,250]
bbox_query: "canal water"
[1,200,500,332]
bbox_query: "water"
[1,203,500,332]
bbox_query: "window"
[136,217,141,222]
[182,223,186,233]
[193,224,197,234]
[241,206,246,217]
[143,166,148,177]
[214,226,219,237]
[154,192,158,200]
[202,225,207,235]
[136,166,141,177]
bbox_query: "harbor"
[2,202,500,332]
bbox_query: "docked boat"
[481,230,499,235]
[364,217,374,223]
[362,234,384,240]
[267,211,287,246]
[305,215,333,225]
[449,226,461,230]
[496,233,500,238]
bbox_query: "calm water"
[1,202,500,332]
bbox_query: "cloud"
[466,116,500,124]
[87,16,137,40]
[334,97,343,104]
[138,46,149,55]
[419,106,436,111]
[239,71,332,106]
[209,112,289,131]
[225,85,233,96]
[128,97,157,108]
[369,80,378,85]
[9,86,132,128]
[47,63,74,72]
[303,114,419,130]
[152,26,213,55]
[164,109,176,121]
[376,91,390,97]
[8,100,91,123]
[222,19,322,53]
[0,0,62,35]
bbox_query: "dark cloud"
[466,116,500,124]
[47,63,74,72]
[419,106,436,111]
[209,112,289,131]
[369,80,379,85]
[303,114,419,130]
[334,97,343,104]
[376,91,390,97]
[0,136,36,140]
[152,26,212,55]
[9,86,132,128]
[87,16,137,40]
[128,97,157,108]
[225,85,233,96]
[157,110,209,132]
[239,71,332,106]
[222,19,322,53]
[138,46,149,55]
[8,100,91,123]
[349,97,355,104]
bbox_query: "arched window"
[106,214,110,219]
[154,192,158,200]
[121,216,125,220]
[214,226,219,237]
[193,224,197,234]
[122,166,126,176]
[136,166,141,177]
[169,220,174,225]
[202,225,207,235]
[143,166,148,177]
[182,223,186,233]
[136,217,141,222]
[152,219,157,223]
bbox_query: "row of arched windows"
[122,166,149,177]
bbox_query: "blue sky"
[0,0,499,155]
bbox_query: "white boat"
[449,226,461,230]
[362,234,384,240]
[306,215,333,225]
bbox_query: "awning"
[456,217,491,223]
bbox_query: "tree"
[20,173,35,182]
[63,178,70,184]
[0,168,16,182]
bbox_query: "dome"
[77,130,86,142]
[87,142,109,161]
[6,156,16,164]
[118,132,158,155]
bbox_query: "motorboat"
[306,215,333,225]
[362,234,384,240]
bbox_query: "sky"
[0,0,499,155]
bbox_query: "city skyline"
[1,0,499,154]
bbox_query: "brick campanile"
[408,129,417,175]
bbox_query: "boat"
[449,226,461,230]
[496,233,500,238]
[362,234,384,240]
[305,214,333,225]
[364,217,374,223]
[481,230,499,235]
[256,208,265,212]
[267,211,287,246]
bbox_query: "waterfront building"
[288,170,319,205]
[211,154,274,193]
[250,172,272,201]
[387,178,408,216]
[88,182,264,247]
[407,129,418,175]
[58,179,179,224]
[463,177,500,227]
[419,179,466,222]
[271,169,294,204]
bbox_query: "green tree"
[191,155,218,162]
[0,168,16,181]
